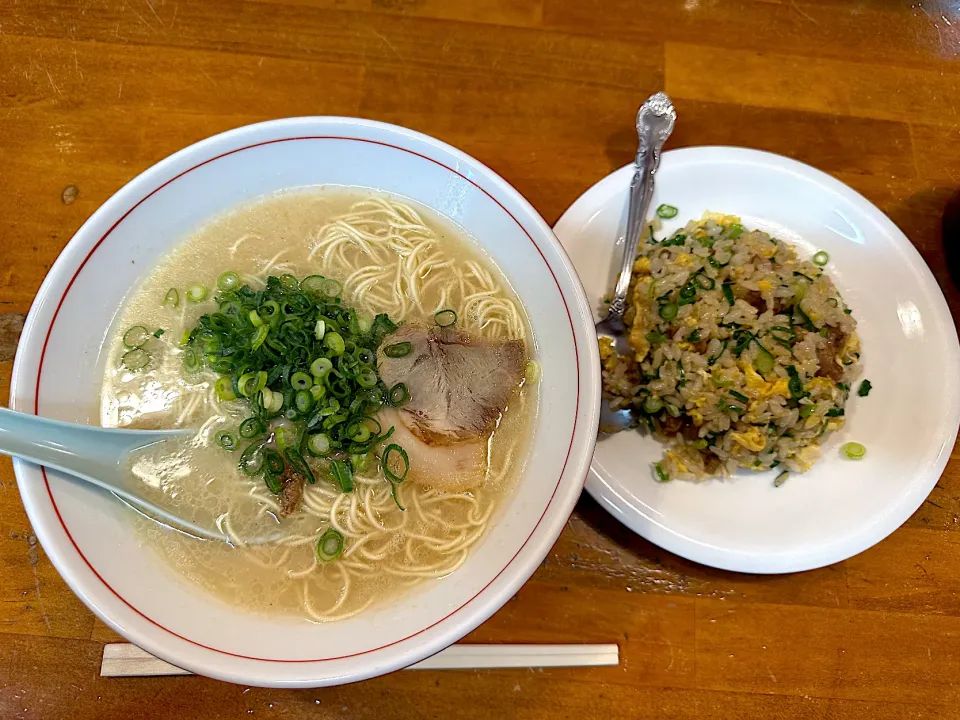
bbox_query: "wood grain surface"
[2,1,960,718]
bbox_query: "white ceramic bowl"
[10,118,600,687]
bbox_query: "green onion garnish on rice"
[658,302,679,321]
[722,281,735,305]
[656,204,678,219]
[841,442,866,460]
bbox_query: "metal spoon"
[0,407,280,544]
[596,92,677,432]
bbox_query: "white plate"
[554,146,960,573]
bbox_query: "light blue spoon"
[0,406,265,544]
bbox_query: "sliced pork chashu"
[377,325,526,491]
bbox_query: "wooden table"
[2,1,960,718]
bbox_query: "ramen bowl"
[10,118,600,687]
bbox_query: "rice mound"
[600,212,861,481]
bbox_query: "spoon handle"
[0,406,169,480]
[608,92,677,320]
[0,407,226,542]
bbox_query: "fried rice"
[600,212,862,481]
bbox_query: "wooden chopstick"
[100,642,620,677]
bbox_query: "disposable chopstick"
[100,642,619,677]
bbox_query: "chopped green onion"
[785,365,807,400]
[384,342,412,358]
[722,282,735,306]
[180,272,402,496]
[730,390,749,403]
[857,379,872,397]
[239,418,263,438]
[300,275,326,293]
[356,368,378,389]
[307,433,332,457]
[799,404,816,418]
[309,383,326,402]
[215,376,237,401]
[381,443,409,484]
[316,528,345,562]
[434,309,457,327]
[123,326,151,349]
[389,383,410,406]
[350,423,371,443]
[653,462,670,482]
[841,442,866,460]
[216,432,237,451]
[260,388,283,413]
[290,372,313,390]
[281,450,313,487]
[295,389,315,414]
[182,347,201,373]
[659,302,679,321]
[238,371,267,398]
[163,288,180,308]
[261,300,279,319]
[251,324,269,350]
[238,442,264,476]
[717,400,743,413]
[686,329,702,343]
[153,328,165,338]
[774,470,789,487]
[656,204,678,219]
[278,274,299,290]
[769,326,795,346]
[186,284,208,303]
[694,273,715,290]
[525,361,540,383]
[812,250,829,266]
[330,459,354,492]
[310,357,333,377]
[727,224,744,240]
[264,472,282,494]
[324,332,345,356]
[645,331,669,345]
[754,346,775,374]
[263,449,284,475]
[692,439,708,450]
[122,348,150,371]
[642,395,663,414]
[678,283,697,306]
[217,271,240,292]
[321,278,342,298]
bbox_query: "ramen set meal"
[100,189,869,623]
